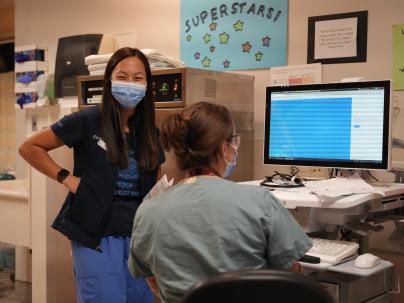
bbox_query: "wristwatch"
[57,168,70,183]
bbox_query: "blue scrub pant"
[71,236,153,303]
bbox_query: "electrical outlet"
[310,168,324,178]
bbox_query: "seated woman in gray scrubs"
[128,102,312,303]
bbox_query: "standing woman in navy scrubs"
[19,47,164,303]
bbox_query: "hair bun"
[161,112,190,156]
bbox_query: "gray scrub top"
[129,176,312,303]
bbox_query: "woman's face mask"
[111,80,146,109]
[223,142,238,178]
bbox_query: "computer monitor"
[264,80,391,170]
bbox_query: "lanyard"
[187,167,220,177]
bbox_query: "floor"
[0,270,31,303]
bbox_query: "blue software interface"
[268,87,385,163]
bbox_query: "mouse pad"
[328,259,393,276]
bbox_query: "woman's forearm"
[19,143,61,181]
[19,128,82,193]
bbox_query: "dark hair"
[101,47,158,169]
[160,102,233,171]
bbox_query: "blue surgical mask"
[223,143,238,178]
[111,80,146,108]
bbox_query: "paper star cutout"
[223,60,230,69]
[262,36,271,47]
[203,33,212,44]
[209,22,217,31]
[242,41,252,53]
[210,46,216,52]
[219,32,230,44]
[186,35,192,42]
[194,52,201,60]
[201,57,211,68]
[255,51,263,61]
[233,20,244,31]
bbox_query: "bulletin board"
[180,0,288,71]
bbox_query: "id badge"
[97,139,107,151]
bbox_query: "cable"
[340,229,353,241]
[366,170,380,182]
[290,166,299,176]
[274,170,293,180]
[329,168,334,179]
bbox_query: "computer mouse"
[354,253,381,269]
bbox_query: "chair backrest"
[181,270,335,303]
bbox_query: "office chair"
[181,269,335,303]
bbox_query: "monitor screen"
[264,80,391,170]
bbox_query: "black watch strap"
[57,168,70,183]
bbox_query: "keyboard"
[306,238,359,265]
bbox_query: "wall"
[0,3,15,171]
[0,3,14,41]
[15,0,404,182]
[0,72,15,172]
[281,0,404,182]
[249,0,404,180]
[15,0,179,69]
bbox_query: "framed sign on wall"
[307,11,368,64]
